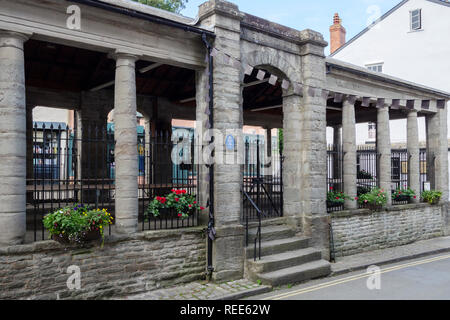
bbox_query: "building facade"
[0,0,449,298]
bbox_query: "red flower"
[330,187,334,191]
[413,196,417,199]
[175,198,179,202]
[178,213,182,217]
[355,197,359,200]
[182,190,187,194]
[171,189,176,193]
[336,197,340,200]
[200,207,205,210]
[193,201,197,204]
[188,204,192,208]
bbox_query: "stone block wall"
[0,228,206,299]
[331,204,445,258]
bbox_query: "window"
[410,9,422,30]
[366,63,383,73]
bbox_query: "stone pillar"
[0,31,29,245]
[333,125,342,146]
[333,125,342,181]
[342,99,357,209]
[263,127,272,178]
[407,110,420,202]
[297,31,329,259]
[113,52,139,234]
[426,107,449,202]
[377,105,392,206]
[195,69,210,226]
[198,0,245,281]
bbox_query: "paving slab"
[119,279,271,300]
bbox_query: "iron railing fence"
[29,123,115,242]
[327,144,344,212]
[138,129,200,231]
[391,149,409,205]
[419,149,429,194]
[242,139,283,223]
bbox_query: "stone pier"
[113,52,139,234]
[0,31,29,245]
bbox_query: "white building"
[329,0,450,145]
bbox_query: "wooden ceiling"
[24,39,412,126]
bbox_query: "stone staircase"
[245,220,331,287]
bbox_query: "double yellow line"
[262,253,450,300]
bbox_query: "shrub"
[43,205,113,245]
[392,188,416,201]
[357,188,387,208]
[421,190,442,205]
[146,189,206,219]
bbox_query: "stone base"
[302,214,331,261]
[211,224,245,282]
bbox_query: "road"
[248,253,450,300]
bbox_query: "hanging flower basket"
[52,229,101,245]
[146,189,206,220]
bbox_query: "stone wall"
[0,227,206,299]
[331,204,445,258]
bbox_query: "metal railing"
[138,129,200,230]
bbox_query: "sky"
[180,0,402,55]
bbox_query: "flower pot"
[327,200,344,208]
[426,198,441,205]
[393,195,411,202]
[52,229,101,244]
[365,203,383,211]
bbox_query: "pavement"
[122,279,272,300]
[119,236,450,300]
[249,252,450,300]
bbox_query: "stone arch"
[241,48,302,85]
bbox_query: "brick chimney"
[330,13,346,54]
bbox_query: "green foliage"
[327,188,351,205]
[357,187,387,207]
[146,189,205,219]
[421,190,442,205]
[131,0,188,13]
[392,188,416,201]
[43,205,113,244]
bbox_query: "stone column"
[113,52,139,234]
[195,69,210,226]
[377,105,392,206]
[198,0,245,281]
[342,99,357,209]
[263,127,272,178]
[426,107,449,202]
[333,125,342,181]
[407,110,420,202]
[296,31,329,258]
[0,31,29,245]
[333,125,342,146]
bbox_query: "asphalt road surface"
[249,253,450,300]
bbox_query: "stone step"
[256,259,331,287]
[247,225,296,243]
[245,236,310,259]
[247,247,323,275]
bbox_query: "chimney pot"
[330,13,346,54]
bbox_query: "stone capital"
[108,50,140,63]
[0,30,32,49]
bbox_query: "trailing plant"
[392,188,417,201]
[43,205,113,245]
[146,189,205,219]
[421,190,442,205]
[357,187,387,208]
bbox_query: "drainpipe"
[201,33,215,280]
